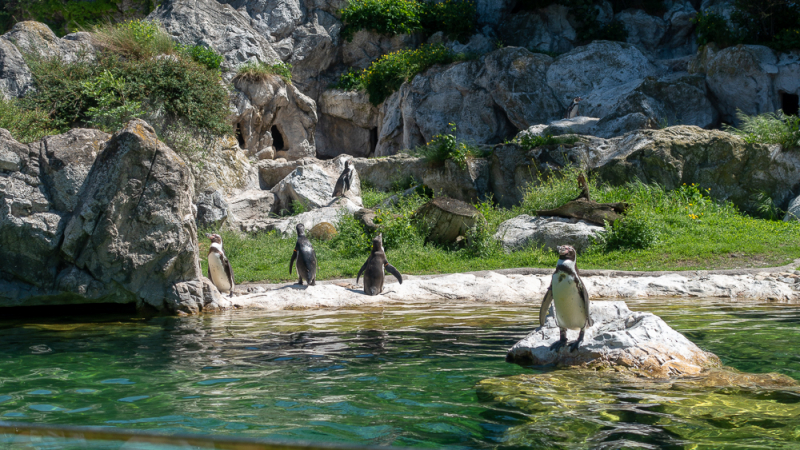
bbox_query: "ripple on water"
[0,300,797,448]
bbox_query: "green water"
[0,299,799,449]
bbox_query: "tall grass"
[234,61,293,83]
[0,98,56,143]
[725,110,800,149]
[91,20,175,60]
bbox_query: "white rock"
[494,215,604,253]
[784,195,800,222]
[506,301,719,378]
[227,189,277,233]
[268,198,361,237]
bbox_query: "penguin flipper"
[333,174,345,197]
[289,249,297,274]
[384,263,402,284]
[222,254,235,293]
[577,277,592,327]
[539,287,553,327]
[356,260,368,284]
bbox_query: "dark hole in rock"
[369,127,378,156]
[0,302,138,319]
[235,122,245,149]
[782,92,799,116]
[271,125,285,150]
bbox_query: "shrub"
[340,0,421,41]
[92,19,175,60]
[361,44,460,105]
[413,123,480,168]
[81,69,145,132]
[420,0,477,40]
[692,1,800,50]
[235,60,293,83]
[331,211,372,257]
[0,98,56,143]
[595,210,659,251]
[330,68,363,91]
[519,166,588,213]
[514,133,580,150]
[0,0,158,36]
[692,11,738,47]
[724,110,800,149]
[177,44,224,71]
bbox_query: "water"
[0,299,798,449]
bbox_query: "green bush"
[514,133,580,150]
[692,1,800,50]
[235,60,293,83]
[340,0,421,41]
[330,68,363,91]
[412,123,480,168]
[513,0,630,43]
[0,98,56,143]
[177,44,224,71]
[330,210,372,257]
[420,0,477,40]
[595,210,659,251]
[92,19,175,60]
[692,11,737,47]
[0,0,157,36]
[724,110,800,149]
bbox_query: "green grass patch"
[91,19,175,60]
[0,98,57,143]
[514,133,580,150]
[200,174,800,284]
[724,110,800,150]
[339,0,476,41]
[234,60,293,83]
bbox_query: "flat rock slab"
[494,215,603,253]
[507,301,720,378]
[231,271,800,312]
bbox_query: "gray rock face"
[3,21,94,63]
[271,155,362,213]
[184,136,258,196]
[500,4,576,54]
[617,9,667,55]
[317,90,378,158]
[227,189,277,233]
[35,129,110,213]
[784,195,800,222]
[507,301,720,378]
[269,197,360,237]
[231,76,318,160]
[60,120,202,311]
[167,277,231,315]
[494,215,604,253]
[196,190,229,228]
[0,38,33,99]
[148,0,281,76]
[342,30,418,69]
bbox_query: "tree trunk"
[415,197,484,244]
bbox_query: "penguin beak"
[206,233,213,239]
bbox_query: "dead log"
[536,173,628,226]
[415,197,484,244]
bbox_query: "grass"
[724,110,800,150]
[0,98,57,143]
[234,61,293,83]
[91,19,175,60]
[514,133,580,150]
[200,170,800,284]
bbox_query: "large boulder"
[231,75,318,160]
[227,189,277,233]
[195,189,229,228]
[317,90,378,158]
[60,120,202,311]
[507,301,721,378]
[499,4,576,55]
[184,136,258,196]
[2,21,94,63]
[148,0,281,77]
[494,215,604,253]
[271,155,362,213]
[0,38,33,99]
[784,195,800,222]
[268,197,360,237]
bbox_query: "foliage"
[339,0,476,41]
[518,166,587,212]
[514,133,580,150]
[595,209,659,251]
[513,0,630,43]
[724,110,800,149]
[692,11,737,47]
[330,68,363,91]
[419,0,477,40]
[0,98,56,143]
[0,0,157,36]
[340,0,421,41]
[330,210,373,257]
[750,191,784,221]
[235,60,293,83]
[177,44,224,71]
[92,19,175,60]
[81,69,145,132]
[412,123,480,168]
[692,0,800,50]
[291,199,310,216]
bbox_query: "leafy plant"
[692,0,800,50]
[81,69,145,132]
[235,60,293,83]
[92,19,175,60]
[0,98,56,143]
[177,44,224,71]
[340,0,422,41]
[419,0,477,40]
[292,199,310,215]
[330,210,372,257]
[724,110,800,149]
[595,210,659,251]
[750,191,784,221]
[0,0,158,36]
[331,68,363,91]
[413,123,480,168]
[514,133,580,150]
[692,11,737,47]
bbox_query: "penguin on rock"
[539,245,593,352]
[206,233,235,297]
[333,159,356,198]
[564,97,582,119]
[357,233,402,296]
[289,223,318,286]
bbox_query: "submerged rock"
[494,215,604,253]
[507,301,720,378]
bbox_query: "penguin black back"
[357,233,402,296]
[333,160,354,198]
[289,223,317,286]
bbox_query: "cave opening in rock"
[781,92,799,116]
[0,302,138,319]
[235,122,245,149]
[369,127,378,156]
[271,125,285,150]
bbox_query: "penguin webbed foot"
[568,329,586,353]
[549,338,567,351]
[309,280,316,286]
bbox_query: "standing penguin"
[357,233,402,296]
[289,223,317,286]
[206,233,235,297]
[539,245,592,352]
[564,97,582,119]
[333,160,355,198]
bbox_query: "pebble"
[779,277,794,284]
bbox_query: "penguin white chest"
[551,271,586,330]
[208,253,231,293]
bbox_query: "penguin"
[289,223,317,286]
[356,233,402,296]
[564,97,582,119]
[333,159,355,198]
[206,233,235,297]
[538,244,592,352]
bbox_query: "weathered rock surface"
[185,136,258,196]
[271,155,362,213]
[231,75,318,160]
[3,21,94,63]
[507,301,720,378]
[196,190,229,228]
[0,38,33,99]
[227,189,277,233]
[784,195,800,222]
[148,0,281,76]
[416,197,484,244]
[317,90,378,158]
[494,215,604,253]
[269,197,360,237]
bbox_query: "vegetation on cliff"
[0,0,155,35]
[340,0,476,41]
[693,0,800,51]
